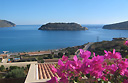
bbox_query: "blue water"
[0,25,128,53]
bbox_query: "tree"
[58,52,63,58]
[41,60,44,63]
[65,52,70,58]
[0,65,5,72]
[48,54,53,59]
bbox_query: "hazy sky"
[0,0,128,25]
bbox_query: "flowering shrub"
[48,40,128,83]
[125,40,128,46]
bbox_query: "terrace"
[25,63,58,83]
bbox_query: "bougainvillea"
[47,40,128,83]
[125,40,128,46]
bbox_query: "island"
[38,23,88,30]
[0,20,16,28]
[103,21,128,30]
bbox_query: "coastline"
[0,44,86,55]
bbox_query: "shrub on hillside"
[5,69,25,78]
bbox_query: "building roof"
[43,58,74,63]
[0,54,7,57]
[20,51,51,56]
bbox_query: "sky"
[0,0,128,25]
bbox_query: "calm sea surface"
[0,25,128,53]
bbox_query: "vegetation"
[39,23,88,30]
[48,41,128,83]
[103,21,128,30]
[0,65,30,79]
[62,44,85,55]
[58,52,63,58]
[0,59,2,62]
[26,64,30,70]
[5,69,25,78]
[20,44,86,63]
[0,65,5,72]
[0,20,16,27]
[14,58,37,62]
[89,40,128,58]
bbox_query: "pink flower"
[118,59,128,75]
[125,40,128,46]
[92,55,104,64]
[124,70,128,77]
[51,65,57,73]
[123,79,128,83]
[47,77,58,83]
[79,49,91,59]
[58,59,64,66]
[104,50,111,59]
[106,64,118,74]
[59,75,68,83]
[73,55,78,62]
[50,48,128,82]
[62,55,68,61]
[112,49,122,59]
[57,69,65,77]
[104,49,122,59]
[118,59,128,69]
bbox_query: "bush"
[9,66,20,71]
[38,57,43,60]
[16,58,37,62]
[43,57,50,59]
[48,54,53,59]
[41,60,44,63]
[0,65,5,72]
[58,52,63,58]
[27,64,30,70]
[5,69,25,78]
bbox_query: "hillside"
[0,20,16,27]
[38,23,88,30]
[89,41,128,58]
[103,21,128,30]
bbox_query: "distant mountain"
[38,23,88,30]
[0,20,16,27]
[103,21,128,30]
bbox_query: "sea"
[0,25,128,53]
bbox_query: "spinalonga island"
[38,23,88,30]
[0,20,16,28]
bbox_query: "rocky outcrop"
[103,21,128,30]
[38,23,88,30]
[0,20,16,27]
